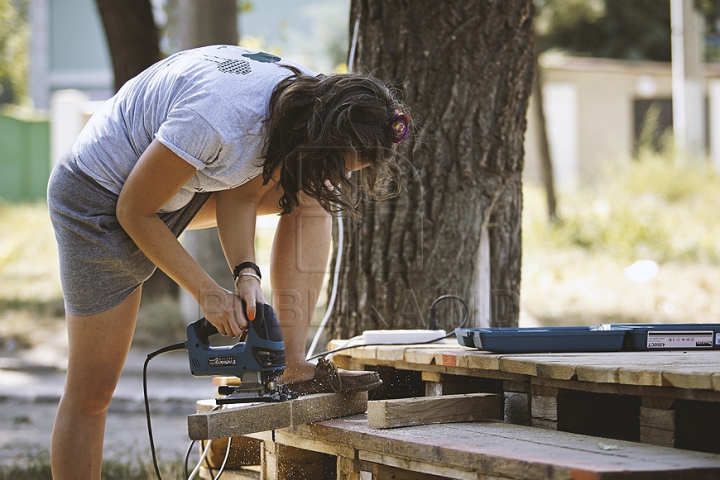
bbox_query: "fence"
[0,111,50,202]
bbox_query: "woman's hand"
[234,275,266,322]
[199,285,248,337]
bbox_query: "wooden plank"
[425,382,443,397]
[274,428,357,459]
[639,406,675,431]
[261,438,277,480]
[276,443,335,479]
[188,392,368,440]
[376,345,406,361]
[439,351,458,367]
[291,391,369,427]
[203,435,262,469]
[504,391,531,426]
[571,353,674,385]
[331,345,720,397]
[535,362,577,380]
[360,453,475,480]
[618,365,668,387]
[713,374,720,392]
[421,371,443,383]
[664,365,718,390]
[498,356,538,376]
[198,466,260,479]
[367,393,501,429]
[189,401,292,440]
[353,345,378,360]
[642,397,675,409]
[455,351,502,371]
[576,364,620,384]
[531,395,558,430]
[640,425,675,448]
[337,456,360,480]
[299,416,720,479]
[404,347,442,365]
[639,406,675,448]
[533,375,720,403]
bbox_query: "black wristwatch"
[233,261,262,280]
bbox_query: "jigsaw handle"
[191,317,219,345]
[190,302,282,345]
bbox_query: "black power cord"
[183,440,196,479]
[145,343,233,480]
[307,294,469,360]
[143,342,186,480]
[147,294,469,478]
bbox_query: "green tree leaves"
[0,0,29,105]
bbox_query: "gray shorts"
[47,152,212,315]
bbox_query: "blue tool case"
[616,323,720,351]
[455,324,720,353]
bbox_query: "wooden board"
[367,393,502,428]
[188,391,368,440]
[289,415,720,479]
[331,342,720,391]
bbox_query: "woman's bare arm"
[116,139,246,336]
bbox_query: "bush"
[526,152,720,265]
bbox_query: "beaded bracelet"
[235,272,261,285]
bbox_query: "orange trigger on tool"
[248,311,255,321]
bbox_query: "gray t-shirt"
[73,45,315,213]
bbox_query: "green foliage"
[0,0,29,105]
[526,152,720,265]
[535,0,672,62]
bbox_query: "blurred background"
[3,0,719,348]
[2,0,720,475]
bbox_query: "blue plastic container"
[455,326,631,353]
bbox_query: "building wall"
[524,56,720,188]
[29,0,113,110]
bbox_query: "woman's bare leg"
[50,288,141,480]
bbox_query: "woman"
[47,45,409,478]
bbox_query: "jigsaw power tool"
[184,302,298,404]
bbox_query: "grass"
[0,447,186,480]
[521,149,720,326]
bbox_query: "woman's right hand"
[199,285,248,337]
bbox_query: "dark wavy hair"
[262,69,407,217]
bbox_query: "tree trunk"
[533,48,558,222]
[94,0,173,298]
[94,0,160,91]
[178,0,239,49]
[329,1,534,338]
[176,0,239,322]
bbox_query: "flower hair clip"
[385,112,411,144]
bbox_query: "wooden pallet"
[328,343,720,453]
[208,414,720,479]
[193,345,720,478]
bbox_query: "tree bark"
[94,0,160,91]
[176,0,239,321]
[533,48,558,222]
[329,1,534,338]
[94,0,171,298]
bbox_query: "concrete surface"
[0,338,216,467]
